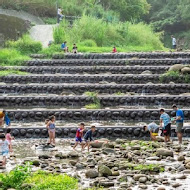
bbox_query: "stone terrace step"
[0,84,189,95]
[25,58,190,66]
[0,74,162,84]
[52,52,190,59]
[1,66,169,74]
[2,126,190,139]
[6,108,190,122]
[1,95,190,108]
[1,74,189,84]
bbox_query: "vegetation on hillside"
[52,15,164,51]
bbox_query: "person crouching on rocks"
[73,123,85,151]
[46,115,56,146]
[83,125,96,152]
[0,133,10,166]
[143,122,159,141]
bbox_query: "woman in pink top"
[6,128,14,152]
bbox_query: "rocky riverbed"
[2,138,190,190]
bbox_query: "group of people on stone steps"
[143,105,184,144]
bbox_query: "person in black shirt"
[72,44,78,54]
[83,125,96,151]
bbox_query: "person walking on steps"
[57,7,64,23]
[172,105,184,144]
[171,35,177,50]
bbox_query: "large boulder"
[181,67,190,74]
[156,148,174,157]
[85,169,99,178]
[169,64,184,72]
[98,164,112,177]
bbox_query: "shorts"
[76,137,82,143]
[2,151,9,157]
[176,122,183,133]
[151,128,159,136]
[49,129,55,133]
[163,123,171,136]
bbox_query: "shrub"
[79,39,97,47]
[0,164,31,189]
[0,49,29,66]
[53,24,66,44]
[84,91,101,109]
[6,35,42,54]
[40,44,63,57]
[25,171,78,190]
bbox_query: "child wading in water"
[73,123,85,151]
[83,125,96,152]
[6,128,14,152]
[46,115,56,146]
[0,133,9,166]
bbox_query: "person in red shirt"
[112,46,117,53]
[73,123,85,150]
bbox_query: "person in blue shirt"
[172,105,184,144]
[160,108,171,143]
[61,41,68,52]
[83,125,96,152]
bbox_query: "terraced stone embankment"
[0,83,189,94]
[52,52,190,59]
[26,58,190,66]
[1,95,190,108]
[1,53,190,139]
[1,66,169,74]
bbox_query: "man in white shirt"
[57,7,64,23]
[171,35,177,49]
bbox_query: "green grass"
[85,103,101,109]
[0,49,29,66]
[0,70,28,76]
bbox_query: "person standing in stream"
[172,105,184,144]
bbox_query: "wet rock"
[103,142,115,149]
[91,142,104,148]
[98,164,112,177]
[134,174,147,181]
[185,162,190,169]
[112,171,120,176]
[177,155,185,161]
[68,151,79,158]
[119,182,128,188]
[172,183,182,188]
[177,175,187,179]
[102,148,115,155]
[157,187,166,190]
[139,185,148,189]
[99,180,114,187]
[141,70,152,75]
[183,169,190,174]
[76,163,85,170]
[152,142,160,148]
[156,148,173,157]
[69,160,77,166]
[131,145,141,150]
[31,160,40,166]
[39,155,51,159]
[181,67,190,74]
[85,169,98,178]
[139,177,147,183]
[55,153,64,159]
[156,136,165,142]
